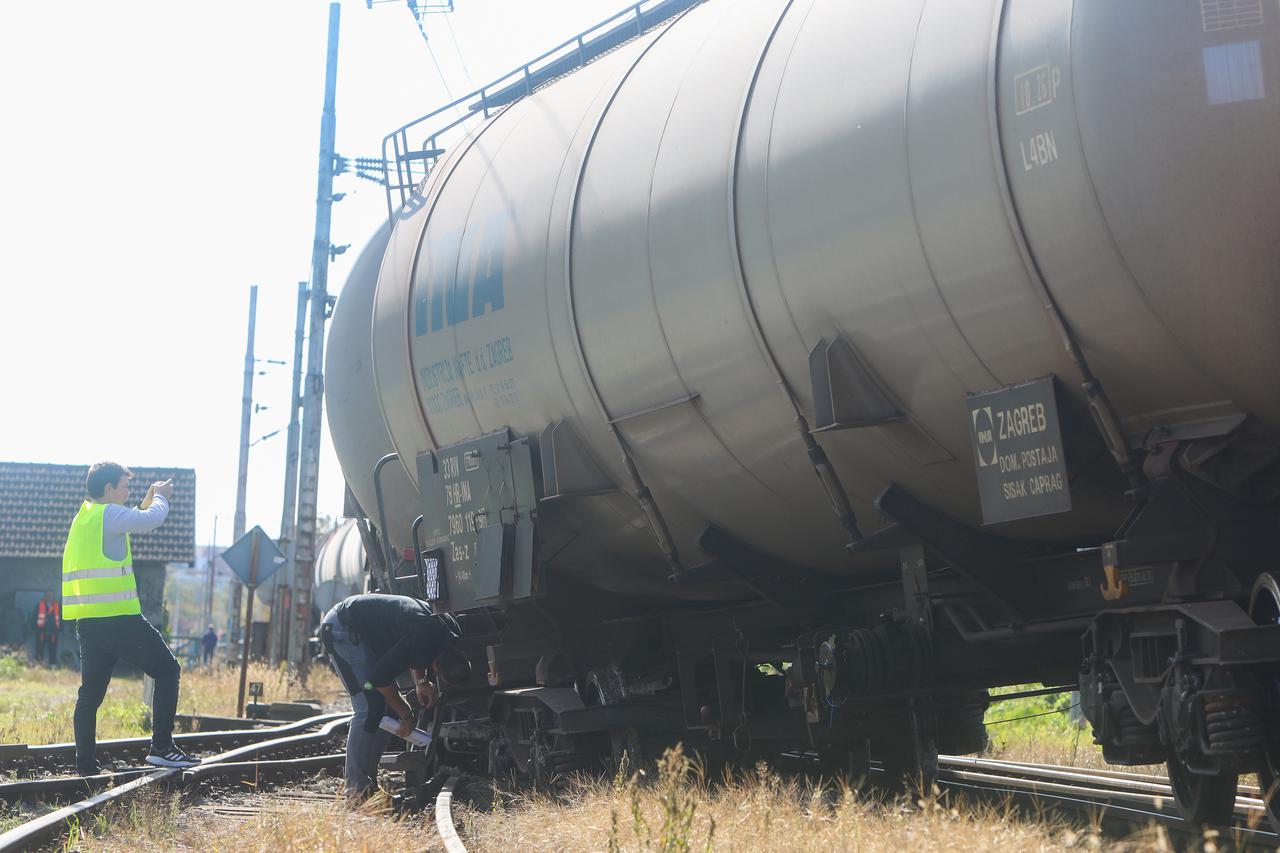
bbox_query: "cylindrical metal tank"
[329,0,1279,601]
[326,222,421,553]
[313,519,367,614]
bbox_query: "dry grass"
[0,652,343,746]
[63,786,438,853]
[456,745,1196,852]
[47,739,1239,853]
[171,659,345,720]
[66,751,1199,853]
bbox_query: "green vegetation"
[0,659,342,749]
[0,666,149,747]
[0,653,25,680]
[70,791,183,851]
[0,803,33,834]
[983,684,1112,770]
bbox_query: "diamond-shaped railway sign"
[221,525,287,587]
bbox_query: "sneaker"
[145,744,199,768]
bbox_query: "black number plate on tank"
[967,376,1072,525]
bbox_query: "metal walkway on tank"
[381,0,704,221]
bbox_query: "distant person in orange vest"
[32,591,61,666]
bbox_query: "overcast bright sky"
[0,0,618,549]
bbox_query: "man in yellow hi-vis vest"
[64,461,199,775]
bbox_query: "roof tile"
[0,462,196,562]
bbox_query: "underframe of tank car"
[366,421,1280,826]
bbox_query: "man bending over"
[320,593,471,799]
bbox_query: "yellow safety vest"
[61,501,141,620]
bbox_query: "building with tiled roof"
[0,461,196,661]
[0,462,196,561]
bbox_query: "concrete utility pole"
[231,285,258,647]
[290,1,341,675]
[272,282,308,665]
[202,515,218,633]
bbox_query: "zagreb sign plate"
[967,376,1072,525]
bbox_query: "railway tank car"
[327,0,1280,826]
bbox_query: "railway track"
[0,712,349,778]
[935,754,1278,847]
[434,773,467,853]
[6,715,1273,852]
[0,713,351,852]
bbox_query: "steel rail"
[181,752,345,783]
[944,754,1172,784]
[0,769,153,803]
[942,767,1214,812]
[0,714,351,852]
[934,757,1277,844]
[182,716,350,767]
[968,755,1270,798]
[938,777,1270,845]
[0,716,352,800]
[3,711,349,772]
[0,765,185,853]
[435,773,467,853]
[941,754,1267,802]
[808,750,1275,841]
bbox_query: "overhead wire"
[443,13,476,91]
[984,704,1081,726]
[410,8,465,120]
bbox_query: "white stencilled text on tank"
[1200,0,1264,32]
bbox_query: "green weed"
[0,654,24,680]
[656,745,697,852]
[984,683,1089,766]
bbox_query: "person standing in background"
[32,591,61,666]
[201,625,218,667]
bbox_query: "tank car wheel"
[877,709,938,795]
[1165,748,1237,826]
[1249,573,1280,833]
[487,735,515,781]
[530,739,555,791]
[880,737,938,796]
[610,727,645,774]
[583,669,644,773]
[818,740,870,784]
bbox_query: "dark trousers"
[74,614,180,773]
[321,611,391,797]
[35,632,59,666]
